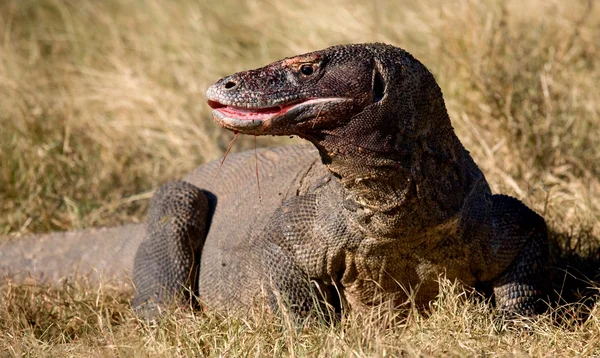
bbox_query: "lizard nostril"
[224,81,237,89]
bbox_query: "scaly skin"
[0,43,549,317]
[133,43,549,316]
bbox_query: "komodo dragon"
[0,43,549,317]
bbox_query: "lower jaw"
[212,110,266,131]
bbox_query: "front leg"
[260,194,342,320]
[491,195,550,316]
[132,180,209,315]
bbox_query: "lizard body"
[1,43,549,316]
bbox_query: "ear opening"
[372,66,386,103]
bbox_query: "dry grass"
[0,0,599,356]
[2,279,599,357]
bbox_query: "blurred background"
[0,0,597,250]
[0,1,599,354]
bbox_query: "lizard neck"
[313,129,479,239]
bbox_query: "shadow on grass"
[549,226,600,320]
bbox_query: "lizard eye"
[300,64,315,76]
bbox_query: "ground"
[0,0,599,356]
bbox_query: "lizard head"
[206,43,453,159]
[207,44,467,234]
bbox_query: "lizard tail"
[0,224,145,286]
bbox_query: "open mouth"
[207,97,351,131]
[207,100,303,122]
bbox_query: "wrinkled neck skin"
[311,119,477,240]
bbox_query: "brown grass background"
[0,0,599,356]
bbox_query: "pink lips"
[208,97,350,125]
[217,106,284,121]
[207,100,294,121]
